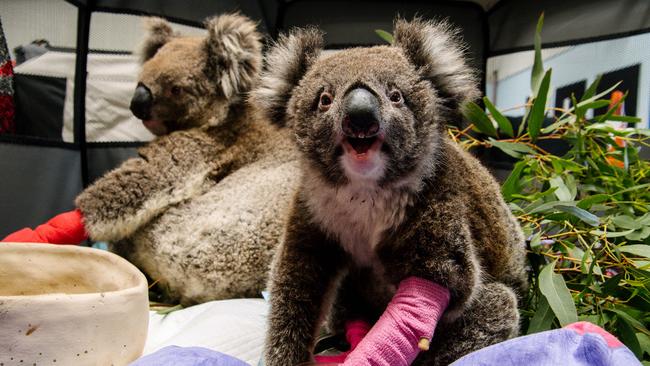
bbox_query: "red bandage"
[2,209,87,244]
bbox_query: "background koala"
[75,14,300,305]
[253,18,527,365]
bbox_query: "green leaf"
[531,13,545,95]
[616,315,643,358]
[611,215,643,230]
[538,260,578,326]
[549,175,574,201]
[488,138,536,158]
[462,102,497,137]
[527,296,555,334]
[637,332,650,357]
[529,231,542,249]
[621,245,650,258]
[375,29,393,44]
[502,161,526,200]
[555,205,600,226]
[593,114,641,124]
[527,200,577,215]
[528,69,552,142]
[576,81,622,109]
[581,75,602,102]
[625,227,650,241]
[484,97,513,137]
[577,194,610,209]
[597,91,628,123]
[590,229,636,238]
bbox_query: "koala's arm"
[265,198,347,366]
[76,132,218,242]
[379,198,481,320]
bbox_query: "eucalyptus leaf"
[502,161,526,200]
[484,97,514,137]
[577,194,610,209]
[590,229,636,238]
[528,69,552,142]
[617,315,644,358]
[488,138,536,157]
[597,91,628,124]
[581,75,602,102]
[611,215,643,230]
[549,175,574,201]
[555,205,600,226]
[462,102,497,137]
[374,29,393,44]
[637,333,650,357]
[527,296,555,334]
[531,13,545,96]
[539,260,579,326]
[621,245,650,259]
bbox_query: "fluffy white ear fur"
[250,27,323,126]
[204,13,263,99]
[393,18,480,106]
[139,17,176,63]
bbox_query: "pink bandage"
[342,277,450,366]
[315,320,371,364]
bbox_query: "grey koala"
[76,14,300,305]
[252,18,527,366]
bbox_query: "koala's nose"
[130,83,153,120]
[342,87,381,137]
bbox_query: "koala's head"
[252,18,479,187]
[130,14,262,136]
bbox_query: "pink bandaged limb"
[314,320,371,364]
[342,277,450,366]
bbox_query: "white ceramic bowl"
[0,243,149,365]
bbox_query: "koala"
[253,18,528,366]
[75,14,300,305]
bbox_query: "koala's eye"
[389,90,402,104]
[171,86,182,96]
[319,92,333,111]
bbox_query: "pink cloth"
[341,277,450,366]
[565,321,624,348]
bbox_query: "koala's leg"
[413,282,519,366]
[265,198,348,366]
[76,131,218,242]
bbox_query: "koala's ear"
[204,13,263,99]
[140,17,175,63]
[393,18,480,107]
[250,27,323,127]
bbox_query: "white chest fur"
[305,172,413,266]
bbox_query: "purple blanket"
[131,322,641,366]
[451,322,640,366]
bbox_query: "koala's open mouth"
[342,134,384,160]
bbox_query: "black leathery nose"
[130,83,153,120]
[342,88,381,137]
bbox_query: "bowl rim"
[0,242,148,300]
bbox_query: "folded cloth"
[451,321,641,366]
[130,346,249,366]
